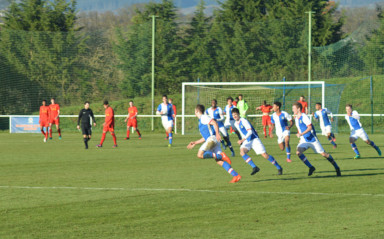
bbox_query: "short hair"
[227,97,233,101]
[231,108,240,114]
[51,97,55,100]
[168,98,173,101]
[103,100,109,105]
[129,100,133,103]
[84,101,90,105]
[293,102,302,110]
[274,101,281,108]
[239,94,243,97]
[42,99,47,103]
[162,95,168,99]
[196,104,205,113]
[263,100,267,105]
[346,104,353,108]
[316,102,322,106]
[212,99,217,103]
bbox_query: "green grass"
[0,132,383,238]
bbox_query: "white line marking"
[0,185,383,197]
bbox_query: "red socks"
[137,129,141,136]
[100,133,106,145]
[127,130,130,138]
[111,133,117,145]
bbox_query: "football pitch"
[0,132,383,238]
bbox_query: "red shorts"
[103,124,115,132]
[127,119,137,128]
[40,120,49,127]
[262,115,271,126]
[50,118,60,125]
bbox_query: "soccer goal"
[181,81,339,135]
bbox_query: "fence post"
[370,76,373,134]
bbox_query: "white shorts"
[297,138,325,154]
[199,136,222,154]
[219,126,228,137]
[276,130,290,144]
[350,128,369,141]
[224,120,236,129]
[320,125,332,136]
[241,138,266,155]
[161,118,174,130]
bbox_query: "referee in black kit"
[77,101,96,149]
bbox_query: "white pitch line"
[0,185,383,197]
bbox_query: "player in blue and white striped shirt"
[232,108,283,176]
[156,95,174,147]
[206,99,235,156]
[345,104,381,159]
[313,103,337,148]
[293,102,341,176]
[270,102,293,163]
[187,104,241,183]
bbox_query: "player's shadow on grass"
[251,170,384,182]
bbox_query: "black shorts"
[81,124,92,136]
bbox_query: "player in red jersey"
[298,95,308,114]
[256,100,273,138]
[124,100,141,140]
[39,100,50,142]
[165,98,176,139]
[97,100,117,148]
[48,98,62,139]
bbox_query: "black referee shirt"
[77,108,96,126]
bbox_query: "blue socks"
[222,161,238,176]
[242,154,256,168]
[286,146,291,160]
[267,155,282,170]
[370,141,379,150]
[326,154,339,169]
[328,136,336,146]
[351,143,360,155]
[299,154,313,168]
[168,133,172,145]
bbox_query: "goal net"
[181,81,345,135]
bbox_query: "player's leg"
[167,119,174,146]
[55,119,61,139]
[97,130,107,147]
[284,134,292,163]
[326,126,337,148]
[361,130,381,156]
[49,122,53,139]
[239,141,260,175]
[296,144,316,176]
[125,125,130,140]
[110,128,117,147]
[212,144,241,183]
[320,151,341,176]
[257,138,282,175]
[268,118,273,138]
[349,134,360,159]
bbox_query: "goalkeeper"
[237,94,249,118]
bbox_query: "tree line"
[0,0,382,115]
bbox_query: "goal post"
[181,81,326,135]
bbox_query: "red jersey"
[260,105,272,114]
[39,106,50,121]
[105,106,115,127]
[49,104,60,119]
[128,106,138,119]
[233,101,238,106]
[298,101,308,113]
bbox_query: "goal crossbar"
[181,81,325,135]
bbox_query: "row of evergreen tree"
[0,0,382,114]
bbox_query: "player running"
[187,104,241,183]
[77,101,96,149]
[256,100,273,138]
[224,97,242,141]
[313,103,337,148]
[292,102,341,176]
[270,102,293,163]
[124,100,142,140]
[165,98,176,140]
[48,98,62,139]
[39,100,50,142]
[297,96,308,114]
[97,100,117,148]
[345,104,381,159]
[156,95,174,147]
[206,99,235,156]
[232,108,283,175]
